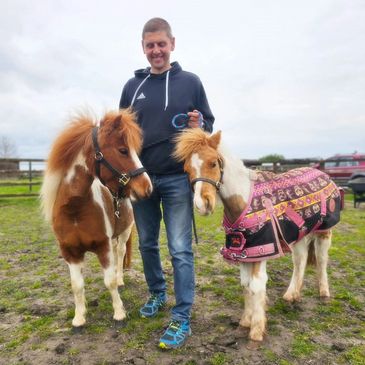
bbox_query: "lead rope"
[190,191,199,244]
[192,208,199,244]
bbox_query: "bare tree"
[0,136,18,158]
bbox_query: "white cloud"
[0,0,364,159]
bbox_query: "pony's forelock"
[173,128,211,162]
[101,109,142,153]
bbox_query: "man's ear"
[208,131,221,150]
[171,37,175,51]
[141,39,146,54]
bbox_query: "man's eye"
[158,42,166,47]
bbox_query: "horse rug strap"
[221,167,341,263]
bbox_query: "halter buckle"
[95,151,104,161]
[119,174,130,186]
[215,181,221,191]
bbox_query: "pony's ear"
[112,114,122,130]
[104,114,122,135]
[208,131,221,150]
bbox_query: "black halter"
[92,127,146,199]
[190,158,224,192]
[189,157,224,245]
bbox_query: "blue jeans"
[132,173,194,322]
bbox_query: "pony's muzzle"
[194,192,215,216]
[129,173,153,200]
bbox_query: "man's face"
[142,31,175,74]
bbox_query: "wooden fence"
[0,158,45,198]
[0,157,351,198]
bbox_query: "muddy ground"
[0,199,364,365]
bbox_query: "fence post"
[29,161,33,192]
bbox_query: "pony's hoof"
[72,325,85,334]
[239,318,251,328]
[234,326,249,338]
[246,340,262,350]
[249,327,265,343]
[113,319,127,329]
[320,295,331,303]
[283,292,301,303]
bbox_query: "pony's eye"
[210,161,217,168]
[119,148,129,156]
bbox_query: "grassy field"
[0,177,42,196]
[0,194,364,365]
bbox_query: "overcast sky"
[0,0,364,160]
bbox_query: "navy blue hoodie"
[119,62,214,175]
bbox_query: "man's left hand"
[187,110,203,129]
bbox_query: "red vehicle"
[316,153,365,183]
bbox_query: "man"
[119,17,214,349]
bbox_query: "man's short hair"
[142,18,173,39]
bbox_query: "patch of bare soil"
[2,264,363,365]
[1,199,364,365]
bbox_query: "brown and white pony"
[40,109,152,329]
[174,129,340,343]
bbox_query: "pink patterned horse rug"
[221,167,341,263]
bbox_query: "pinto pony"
[174,129,341,342]
[40,109,152,329]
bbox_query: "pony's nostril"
[146,182,153,195]
[203,195,212,212]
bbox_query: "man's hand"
[187,110,203,129]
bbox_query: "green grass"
[0,176,41,195]
[0,194,364,365]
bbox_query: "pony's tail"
[307,239,316,266]
[40,169,62,222]
[123,229,133,269]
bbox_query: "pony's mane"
[46,109,141,174]
[46,112,94,173]
[41,109,141,222]
[173,128,212,162]
[100,109,142,154]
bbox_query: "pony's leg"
[68,261,87,327]
[112,237,124,287]
[283,236,311,302]
[248,261,268,341]
[115,224,133,287]
[313,230,332,298]
[239,264,253,328]
[240,288,253,328]
[239,262,268,342]
[99,239,126,321]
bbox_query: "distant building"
[0,159,20,178]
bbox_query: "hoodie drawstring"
[164,70,170,111]
[131,74,150,106]
[131,70,170,111]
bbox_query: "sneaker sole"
[158,339,188,350]
[158,329,191,350]
[158,341,182,350]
